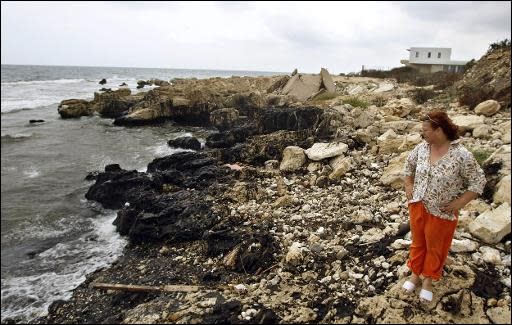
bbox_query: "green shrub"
[409,88,436,104]
[361,67,462,89]
[343,97,368,108]
[433,72,462,90]
[413,76,428,87]
[361,66,416,82]
[313,92,338,101]
[360,69,387,78]
[458,86,492,109]
[486,39,511,55]
[469,148,494,166]
[411,72,463,88]
[372,96,387,107]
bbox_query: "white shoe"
[419,289,433,302]
[402,280,416,293]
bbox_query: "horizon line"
[1,63,293,74]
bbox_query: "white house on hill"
[400,47,468,73]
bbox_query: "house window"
[428,52,431,58]
[415,52,419,58]
[437,52,441,58]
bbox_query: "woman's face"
[422,121,439,143]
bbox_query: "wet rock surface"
[86,152,237,243]
[168,136,202,150]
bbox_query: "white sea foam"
[0,106,37,114]
[0,213,127,323]
[1,99,62,113]
[23,168,40,179]
[0,77,138,113]
[0,75,155,113]
[88,154,117,171]
[1,78,86,86]
[105,76,137,82]
[2,166,18,172]
[2,215,87,242]
[86,153,147,174]
[1,132,34,139]
[150,143,195,158]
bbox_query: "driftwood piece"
[91,282,202,293]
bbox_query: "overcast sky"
[1,1,510,73]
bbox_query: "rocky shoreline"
[14,48,511,324]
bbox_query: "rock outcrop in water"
[57,69,335,123]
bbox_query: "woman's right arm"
[404,175,414,201]
[403,143,421,201]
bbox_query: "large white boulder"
[472,125,492,139]
[304,142,348,161]
[451,115,485,131]
[373,82,394,93]
[474,99,501,116]
[380,151,410,189]
[328,156,353,180]
[450,238,479,252]
[377,129,401,154]
[469,203,511,244]
[280,146,306,171]
[281,74,321,101]
[320,68,336,93]
[493,174,511,205]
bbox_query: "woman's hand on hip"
[441,198,465,214]
[404,176,414,201]
[405,185,413,201]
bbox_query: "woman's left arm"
[441,148,487,214]
[441,191,479,213]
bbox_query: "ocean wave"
[1,96,92,113]
[1,133,34,142]
[0,213,127,323]
[23,168,40,179]
[0,107,35,115]
[1,99,61,113]
[2,166,18,173]
[106,76,137,82]
[87,154,134,173]
[1,214,90,243]
[150,143,195,158]
[85,76,137,83]
[1,84,137,113]
[1,78,87,86]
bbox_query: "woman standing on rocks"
[401,110,486,302]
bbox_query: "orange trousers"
[406,201,457,280]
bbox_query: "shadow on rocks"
[203,226,278,274]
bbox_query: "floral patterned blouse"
[403,140,487,221]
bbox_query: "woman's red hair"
[422,110,460,140]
